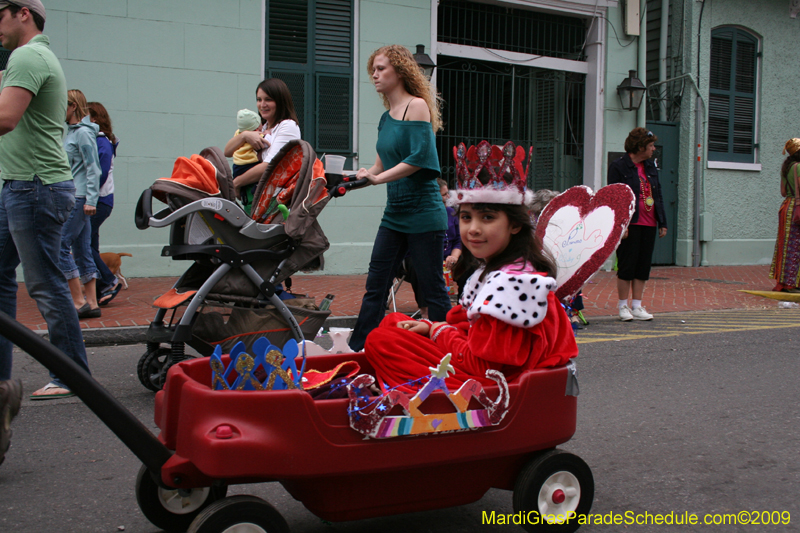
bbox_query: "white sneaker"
[619,305,633,321]
[631,306,654,320]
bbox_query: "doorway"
[647,122,679,265]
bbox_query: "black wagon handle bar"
[0,311,172,473]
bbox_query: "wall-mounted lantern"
[413,44,436,77]
[617,70,647,111]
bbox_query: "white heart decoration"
[535,184,636,301]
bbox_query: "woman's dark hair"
[5,5,45,31]
[780,151,800,180]
[624,127,658,154]
[87,102,115,144]
[452,203,556,281]
[256,78,299,127]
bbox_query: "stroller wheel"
[188,495,289,533]
[137,347,171,392]
[136,464,227,532]
[512,449,594,533]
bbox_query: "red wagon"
[0,311,592,533]
[145,350,594,532]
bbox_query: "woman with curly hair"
[608,127,668,321]
[349,44,450,351]
[769,138,800,293]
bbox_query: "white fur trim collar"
[460,267,557,328]
[452,189,536,208]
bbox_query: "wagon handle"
[0,310,173,473]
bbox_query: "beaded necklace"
[637,164,654,211]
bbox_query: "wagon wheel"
[137,347,171,392]
[188,495,289,533]
[135,465,227,532]
[512,449,594,533]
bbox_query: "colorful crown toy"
[452,140,534,206]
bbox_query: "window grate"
[0,47,10,70]
[316,74,352,152]
[436,56,584,192]
[437,0,587,61]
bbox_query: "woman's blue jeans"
[90,202,118,292]
[59,197,98,283]
[349,226,451,352]
[0,178,90,385]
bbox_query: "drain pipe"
[693,94,703,267]
[659,0,669,121]
[638,0,647,127]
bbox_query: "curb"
[37,310,729,347]
[35,315,362,347]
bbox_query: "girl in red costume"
[364,174,578,393]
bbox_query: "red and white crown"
[452,140,534,206]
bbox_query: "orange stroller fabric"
[155,154,220,197]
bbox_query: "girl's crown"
[452,140,534,206]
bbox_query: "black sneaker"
[0,379,23,466]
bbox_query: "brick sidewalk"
[14,265,778,332]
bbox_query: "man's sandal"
[30,382,75,401]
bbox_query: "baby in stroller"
[134,140,361,391]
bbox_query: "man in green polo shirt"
[0,0,91,466]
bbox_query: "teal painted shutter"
[708,28,758,163]
[265,0,353,155]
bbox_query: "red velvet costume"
[365,262,578,393]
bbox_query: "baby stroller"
[134,141,364,391]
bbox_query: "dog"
[100,252,132,289]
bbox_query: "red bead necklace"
[638,168,654,211]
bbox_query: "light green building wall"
[46,0,263,278]
[42,0,435,278]
[684,0,795,266]
[603,0,794,267]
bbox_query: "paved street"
[1,309,798,532]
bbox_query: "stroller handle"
[328,176,370,198]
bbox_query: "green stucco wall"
[678,0,796,266]
[41,0,435,278]
[45,0,263,278]
[605,0,794,267]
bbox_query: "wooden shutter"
[268,0,308,64]
[314,1,354,153]
[708,27,758,163]
[265,0,354,155]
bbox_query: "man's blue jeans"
[349,226,451,352]
[59,196,98,283]
[0,178,91,386]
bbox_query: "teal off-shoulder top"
[375,112,446,233]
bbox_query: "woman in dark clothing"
[348,45,450,352]
[405,178,463,317]
[88,102,122,305]
[608,127,667,321]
